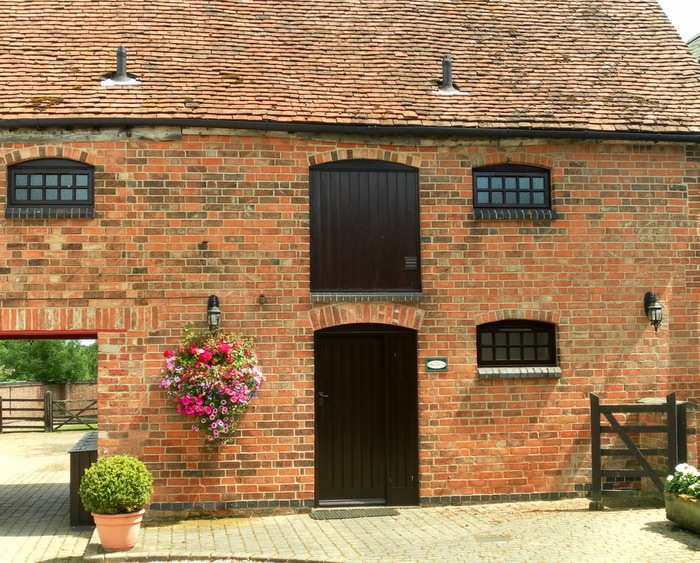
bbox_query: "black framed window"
[477,320,556,367]
[7,159,94,219]
[473,164,557,220]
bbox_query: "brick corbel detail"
[0,306,157,334]
[309,303,424,332]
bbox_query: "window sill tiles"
[311,292,424,303]
[474,208,560,220]
[6,206,94,219]
[478,366,562,379]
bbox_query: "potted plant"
[664,463,700,533]
[160,327,265,444]
[78,455,154,552]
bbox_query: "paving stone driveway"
[3,431,700,562]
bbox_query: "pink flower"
[217,342,231,355]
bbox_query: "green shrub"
[78,455,154,514]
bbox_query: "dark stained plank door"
[315,324,419,506]
[310,160,420,292]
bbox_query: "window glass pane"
[477,192,490,204]
[537,332,549,345]
[519,177,531,189]
[495,347,508,360]
[30,188,43,200]
[482,349,493,361]
[15,174,28,187]
[523,348,536,361]
[505,191,517,205]
[491,192,503,204]
[481,333,492,346]
[537,347,550,361]
[30,174,43,187]
[60,175,73,187]
[491,177,503,189]
[533,177,545,190]
[511,348,521,360]
[75,175,89,187]
[533,193,545,205]
[75,189,89,201]
[495,333,507,346]
[15,188,28,200]
[523,333,535,346]
[476,177,489,190]
[45,174,58,187]
[509,332,521,346]
[45,189,58,200]
[60,189,73,201]
[505,177,516,189]
[520,192,531,204]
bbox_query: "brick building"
[1,1,700,514]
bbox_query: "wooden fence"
[0,391,96,432]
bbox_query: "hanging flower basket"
[160,327,265,444]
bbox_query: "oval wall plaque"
[426,358,448,372]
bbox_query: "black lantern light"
[207,295,221,333]
[644,292,663,333]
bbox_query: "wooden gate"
[0,391,96,432]
[590,393,680,510]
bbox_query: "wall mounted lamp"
[207,295,221,334]
[644,292,663,332]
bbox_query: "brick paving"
[4,432,700,562]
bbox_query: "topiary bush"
[78,455,154,514]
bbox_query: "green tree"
[0,340,97,383]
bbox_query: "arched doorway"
[314,323,419,507]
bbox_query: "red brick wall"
[0,129,698,514]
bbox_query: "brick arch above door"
[308,148,421,169]
[309,303,424,332]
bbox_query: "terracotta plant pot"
[92,509,145,552]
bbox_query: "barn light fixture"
[207,295,221,334]
[644,292,663,332]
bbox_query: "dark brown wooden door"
[315,324,419,506]
[310,160,420,292]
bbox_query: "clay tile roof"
[1,0,700,134]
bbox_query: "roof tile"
[0,0,698,133]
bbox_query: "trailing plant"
[665,463,700,499]
[160,327,265,444]
[78,455,154,514]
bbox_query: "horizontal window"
[473,164,557,220]
[477,320,557,367]
[7,159,94,219]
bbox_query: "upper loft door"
[310,160,420,294]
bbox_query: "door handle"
[317,392,329,407]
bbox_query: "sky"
[656,0,700,41]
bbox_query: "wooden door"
[315,324,419,506]
[310,160,420,292]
